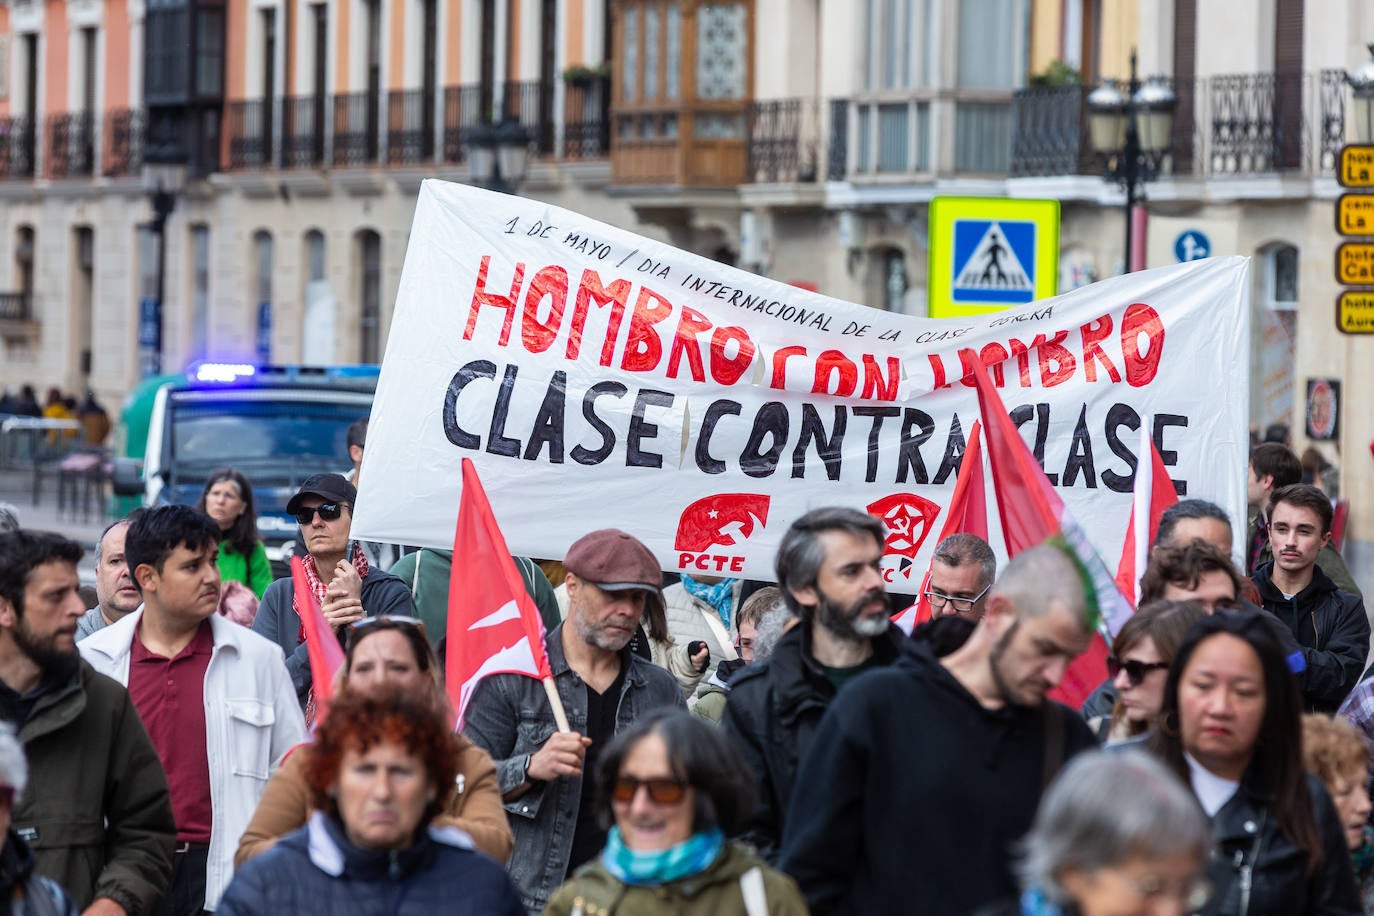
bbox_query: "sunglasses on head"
[349,615,426,635]
[295,502,347,525]
[611,775,689,805]
[1107,655,1170,686]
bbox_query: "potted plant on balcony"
[563,63,610,89]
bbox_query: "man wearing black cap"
[251,473,414,710]
[462,529,685,914]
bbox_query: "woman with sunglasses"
[1093,601,1205,744]
[234,616,513,866]
[545,709,807,915]
[196,468,272,599]
[218,689,523,916]
[1144,609,1360,914]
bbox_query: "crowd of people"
[0,432,1369,915]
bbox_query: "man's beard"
[816,587,889,642]
[13,617,78,682]
[988,619,1046,708]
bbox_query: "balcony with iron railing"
[1009,69,1348,180]
[46,112,96,179]
[102,109,145,177]
[0,116,37,179]
[0,292,33,322]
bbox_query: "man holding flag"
[462,527,684,914]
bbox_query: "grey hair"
[1018,750,1210,901]
[775,507,884,618]
[0,503,18,534]
[990,544,1088,627]
[932,533,996,588]
[752,604,794,661]
[1156,498,1231,548]
[0,722,28,799]
[94,516,135,566]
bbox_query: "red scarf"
[296,543,370,725]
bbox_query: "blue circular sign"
[1174,230,1211,262]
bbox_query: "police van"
[113,363,378,574]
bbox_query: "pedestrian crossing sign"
[927,197,1060,318]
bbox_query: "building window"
[1253,242,1298,436]
[357,230,381,363]
[14,226,34,297]
[957,0,1017,89]
[302,229,334,365]
[306,229,325,281]
[862,0,930,91]
[254,231,273,362]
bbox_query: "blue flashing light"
[191,362,258,383]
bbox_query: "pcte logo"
[866,492,942,583]
[674,494,771,574]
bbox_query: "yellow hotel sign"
[1338,291,1374,334]
[1336,243,1374,285]
[1339,145,1374,188]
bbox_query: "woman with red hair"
[217,689,522,915]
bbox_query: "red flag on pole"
[1114,425,1180,608]
[969,359,1133,708]
[893,420,988,633]
[447,458,566,732]
[291,556,345,721]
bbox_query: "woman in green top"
[197,468,272,598]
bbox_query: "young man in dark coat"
[779,544,1098,916]
[721,506,905,862]
[1254,483,1368,713]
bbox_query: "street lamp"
[465,118,532,194]
[1086,51,1177,273]
[1348,45,1374,143]
[141,163,186,376]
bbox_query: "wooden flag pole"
[542,677,571,733]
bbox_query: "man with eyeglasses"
[722,507,905,862]
[252,473,414,710]
[924,533,996,621]
[80,505,305,914]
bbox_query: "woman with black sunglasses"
[545,710,807,915]
[1144,609,1360,915]
[1094,600,1206,744]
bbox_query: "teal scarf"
[682,576,737,629]
[601,827,724,886]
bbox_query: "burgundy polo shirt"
[128,618,214,844]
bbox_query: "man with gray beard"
[462,529,684,914]
[721,506,905,861]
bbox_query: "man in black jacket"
[1254,483,1368,713]
[720,506,904,862]
[779,544,1098,916]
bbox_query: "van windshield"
[168,399,369,481]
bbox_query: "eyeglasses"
[295,503,348,525]
[923,583,991,615]
[349,615,426,636]
[1130,873,1211,908]
[611,775,689,805]
[1107,655,1170,686]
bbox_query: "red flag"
[893,420,988,633]
[291,556,345,717]
[447,458,558,731]
[969,359,1132,708]
[1114,425,1180,607]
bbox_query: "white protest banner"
[352,179,1250,591]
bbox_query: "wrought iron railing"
[102,108,145,177]
[227,99,274,169]
[386,89,437,164]
[1009,69,1347,180]
[46,112,96,178]
[0,116,36,179]
[500,79,556,156]
[441,85,482,162]
[0,293,32,322]
[283,95,327,168]
[747,99,820,183]
[827,99,849,180]
[332,91,381,167]
[564,76,610,159]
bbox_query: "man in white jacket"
[80,506,305,914]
